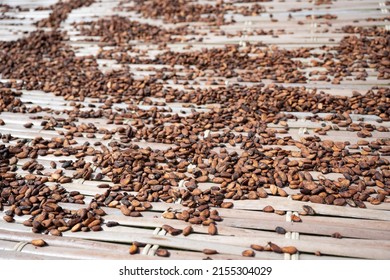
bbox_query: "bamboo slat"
[1,0,389,260]
[0,250,73,260]
[229,198,390,221]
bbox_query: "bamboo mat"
[0,0,389,260]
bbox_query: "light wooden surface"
[0,0,389,260]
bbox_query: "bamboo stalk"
[216,207,390,231]
[0,228,128,252]
[228,198,390,221]
[0,250,73,260]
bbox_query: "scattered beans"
[0,0,388,261]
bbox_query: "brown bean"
[3,215,14,223]
[302,205,316,215]
[183,225,193,236]
[282,246,298,254]
[129,244,138,255]
[242,249,255,257]
[162,212,175,219]
[31,239,47,247]
[263,205,274,213]
[155,249,170,257]
[106,221,119,227]
[250,244,264,251]
[268,242,283,253]
[202,249,218,255]
[220,202,233,208]
[208,223,217,235]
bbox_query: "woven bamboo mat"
[0,0,389,260]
